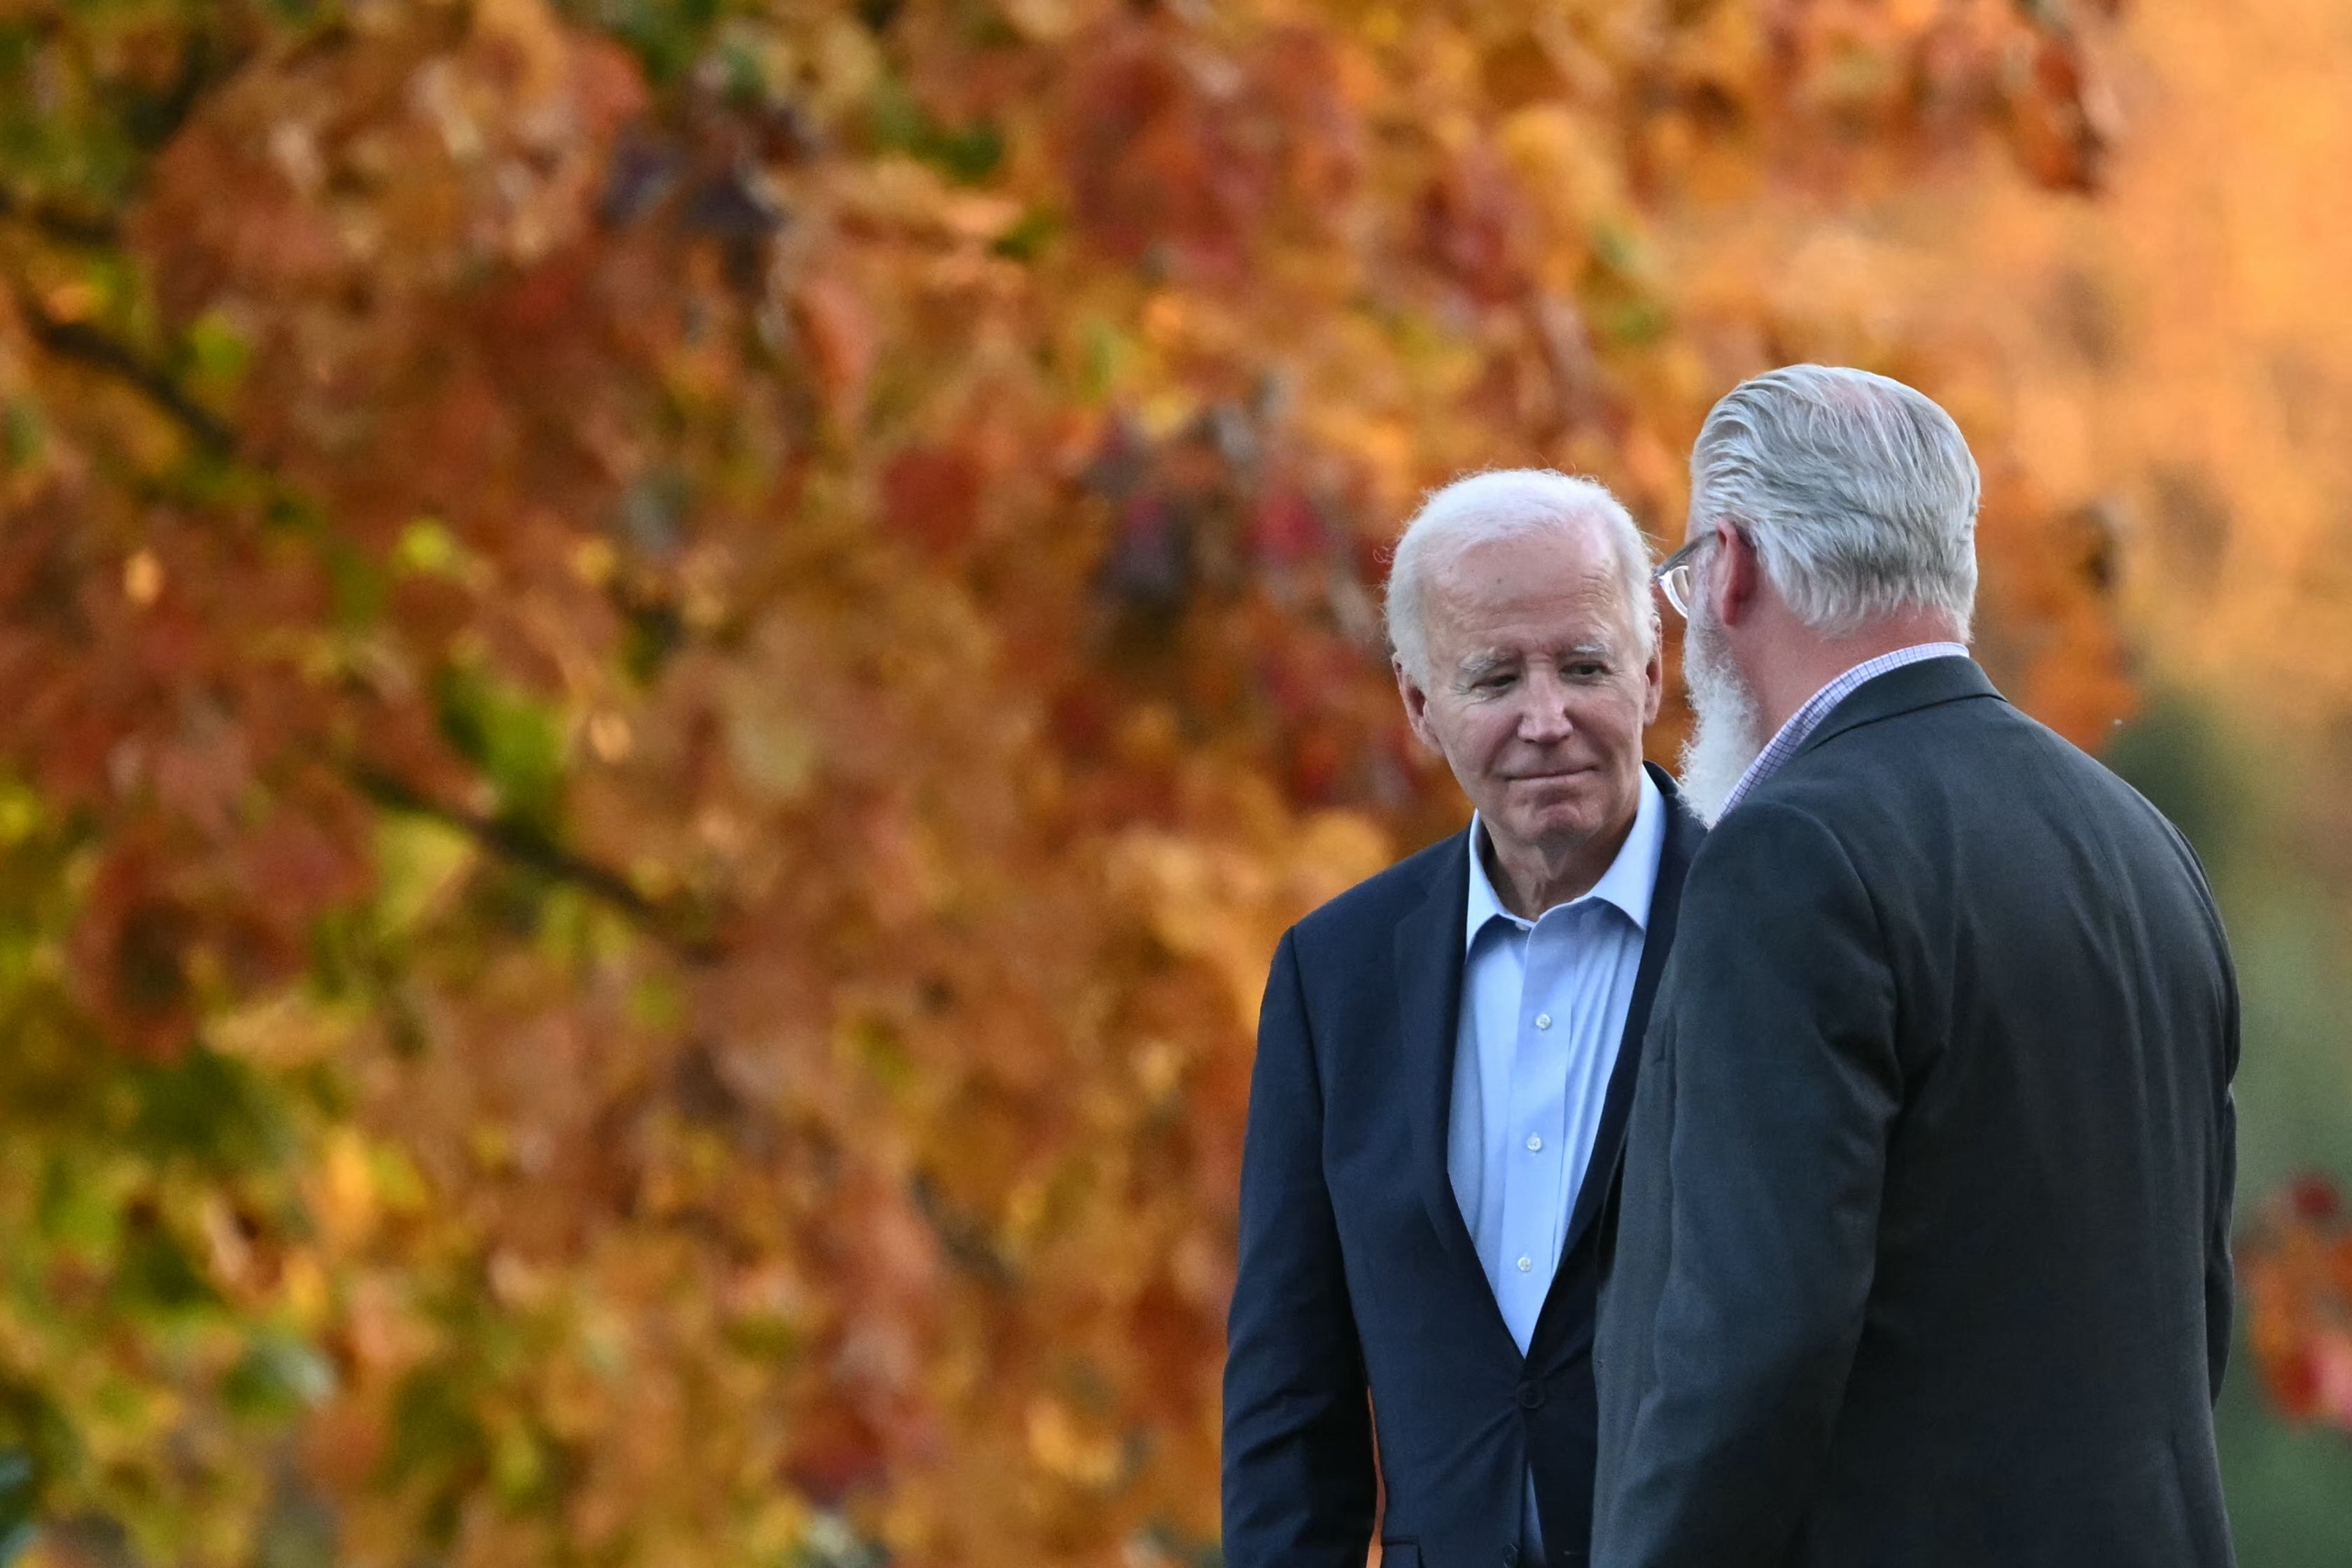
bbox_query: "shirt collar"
[1718,642,1970,818]
[1464,767,1665,952]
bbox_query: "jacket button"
[1516,1378,1544,1409]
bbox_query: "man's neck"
[1482,806,1638,923]
[1747,611,1965,738]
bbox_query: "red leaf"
[1252,487,1323,569]
[2263,1343,2323,1422]
[792,274,876,426]
[2290,1172,2341,1223]
[880,447,983,559]
[1419,144,1529,305]
[782,1398,889,1506]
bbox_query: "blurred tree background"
[0,0,2343,1564]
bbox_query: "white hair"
[1384,469,1657,685]
[1689,365,1980,638]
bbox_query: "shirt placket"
[1495,904,1576,1351]
[1557,910,1623,1224]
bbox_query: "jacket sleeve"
[2171,817,2238,1406]
[2206,946,2241,1404]
[1220,928,1376,1568]
[1597,804,1900,1568]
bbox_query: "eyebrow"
[1455,651,1516,685]
[1452,642,1616,685]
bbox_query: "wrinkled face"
[1399,524,1662,862]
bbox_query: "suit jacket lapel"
[1393,829,1488,1284]
[1533,766,1705,1350]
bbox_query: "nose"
[1516,669,1576,744]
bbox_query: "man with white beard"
[1591,365,2239,1568]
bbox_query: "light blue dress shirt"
[1448,770,1666,1560]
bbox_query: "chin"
[1502,797,1606,848]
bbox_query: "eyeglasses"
[1652,534,1716,619]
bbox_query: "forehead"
[1422,526,1634,652]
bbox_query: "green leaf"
[127,1046,293,1170]
[627,975,684,1030]
[323,538,387,629]
[1589,220,1655,280]
[565,0,724,84]
[111,1228,219,1315]
[0,782,42,848]
[0,402,41,474]
[223,1333,337,1422]
[991,207,1060,262]
[372,816,475,944]
[181,309,251,396]
[34,1152,118,1253]
[489,1420,547,1505]
[0,1450,34,1568]
[869,78,1003,186]
[392,517,468,579]
[432,663,570,833]
[383,1366,487,1488]
[621,596,685,684]
[708,34,767,107]
[0,1382,76,1498]
[1077,317,1138,404]
[1597,299,1670,346]
[847,1013,911,1096]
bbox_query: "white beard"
[1677,602,1765,826]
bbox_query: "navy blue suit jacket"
[1223,764,1705,1568]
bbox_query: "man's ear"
[1395,657,1441,752]
[1639,614,1665,727]
[1709,521,1762,627]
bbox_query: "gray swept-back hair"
[1384,470,1657,687]
[1689,365,1980,638]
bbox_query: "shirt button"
[1526,1134,1543,1152]
[1516,1255,1533,1273]
[1534,1013,1552,1030]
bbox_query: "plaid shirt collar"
[1717,643,1971,819]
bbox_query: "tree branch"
[911,1171,1018,1289]
[8,260,731,962]
[0,186,123,247]
[346,763,724,962]
[4,296,726,956]
[15,290,237,454]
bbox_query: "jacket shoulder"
[1749,683,2017,808]
[1751,694,2220,913]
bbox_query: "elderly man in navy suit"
[1222,470,1706,1568]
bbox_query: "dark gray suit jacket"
[1592,658,2238,1568]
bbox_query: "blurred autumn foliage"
[0,0,2164,1564]
[2247,1175,2352,1435]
